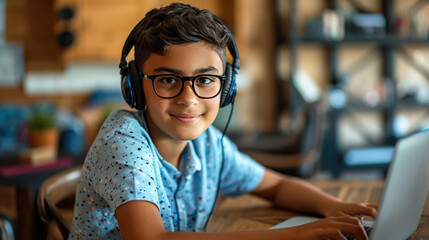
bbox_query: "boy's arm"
[251,168,377,218]
[116,199,369,240]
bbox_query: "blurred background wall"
[1,0,429,176]
[1,0,277,132]
[1,1,429,239]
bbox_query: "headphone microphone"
[119,16,240,110]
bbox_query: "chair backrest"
[0,215,14,240]
[37,165,82,239]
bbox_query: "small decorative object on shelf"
[26,109,59,164]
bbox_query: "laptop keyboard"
[343,226,372,240]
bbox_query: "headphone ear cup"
[128,60,146,110]
[121,66,134,108]
[220,63,236,108]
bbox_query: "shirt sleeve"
[91,122,160,212]
[218,135,266,197]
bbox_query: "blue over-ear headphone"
[119,15,240,110]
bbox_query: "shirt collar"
[183,141,202,175]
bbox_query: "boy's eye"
[158,76,178,84]
[196,76,215,85]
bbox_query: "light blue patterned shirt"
[69,109,265,239]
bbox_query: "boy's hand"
[323,201,378,219]
[279,215,369,240]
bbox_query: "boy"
[70,3,376,239]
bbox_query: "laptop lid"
[370,130,429,240]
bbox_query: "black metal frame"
[275,0,429,177]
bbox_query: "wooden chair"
[229,81,327,178]
[233,100,326,178]
[0,215,14,240]
[37,165,82,239]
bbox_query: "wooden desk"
[0,157,74,240]
[206,180,429,239]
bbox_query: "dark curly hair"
[133,3,230,72]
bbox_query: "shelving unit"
[275,0,429,177]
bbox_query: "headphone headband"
[119,20,144,75]
[211,15,240,74]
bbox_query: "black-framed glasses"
[141,73,225,99]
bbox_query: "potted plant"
[27,110,59,150]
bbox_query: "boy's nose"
[176,82,199,106]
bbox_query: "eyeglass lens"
[153,75,222,98]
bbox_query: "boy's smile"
[141,41,224,145]
[170,113,201,124]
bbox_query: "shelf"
[397,101,429,110]
[330,101,429,112]
[278,0,429,176]
[286,35,429,46]
[341,103,387,112]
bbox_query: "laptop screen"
[370,130,429,240]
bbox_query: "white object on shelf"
[24,62,119,95]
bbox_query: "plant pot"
[29,128,59,149]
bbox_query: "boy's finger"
[364,203,378,210]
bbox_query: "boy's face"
[142,41,224,142]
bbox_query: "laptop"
[271,130,429,240]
